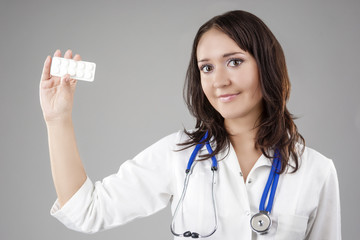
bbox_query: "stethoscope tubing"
[186,132,217,173]
[171,132,218,238]
[171,160,219,238]
[259,150,281,213]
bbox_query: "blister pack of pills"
[50,57,96,82]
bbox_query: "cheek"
[200,79,218,109]
[254,86,263,101]
[234,62,260,91]
[250,82,263,107]
[200,79,211,97]
[241,71,261,98]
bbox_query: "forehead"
[197,28,244,60]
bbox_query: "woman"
[39,10,341,239]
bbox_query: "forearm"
[46,119,87,208]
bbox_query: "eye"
[200,64,214,73]
[228,58,243,67]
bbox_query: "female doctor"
[39,10,341,239]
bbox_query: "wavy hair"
[179,10,305,173]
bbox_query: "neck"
[224,110,261,148]
[225,114,262,181]
[225,118,259,152]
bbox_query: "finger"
[73,54,82,61]
[41,55,52,81]
[69,78,77,85]
[53,49,61,57]
[61,74,71,85]
[64,49,72,59]
[41,49,60,82]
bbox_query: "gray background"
[0,0,359,239]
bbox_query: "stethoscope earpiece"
[183,231,200,238]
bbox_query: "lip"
[218,93,240,102]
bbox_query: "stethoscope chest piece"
[250,211,271,234]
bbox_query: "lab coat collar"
[197,137,274,173]
[216,142,273,175]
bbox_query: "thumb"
[61,74,71,86]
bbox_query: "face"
[197,28,263,124]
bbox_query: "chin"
[218,108,260,121]
[219,111,245,120]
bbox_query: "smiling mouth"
[218,93,240,102]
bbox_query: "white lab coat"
[50,131,341,240]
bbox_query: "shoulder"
[300,146,335,170]
[135,130,191,156]
[292,145,338,187]
[151,130,191,148]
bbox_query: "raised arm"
[39,49,87,207]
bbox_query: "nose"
[212,66,230,88]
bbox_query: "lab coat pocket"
[276,214,309,240]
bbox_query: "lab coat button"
[239,172,243,176]
[248,178,252,184]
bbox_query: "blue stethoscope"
[170,132,282,238]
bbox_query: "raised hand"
[39,49,81,123]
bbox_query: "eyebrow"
[197,51,246,63]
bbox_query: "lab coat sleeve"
[306,160,342,240]
[50,131,180,233]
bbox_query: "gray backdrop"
[1,0,359,239]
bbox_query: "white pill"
[60,67,68,76]
[77,62,85,69]
[52,65,60,74]
[53,58,61,66]
[85,63,94,71]
[61,59,69,67]
[76,71,84,78]
[84,72,92,79]
[68,67,76,76]
[69,61,77,68]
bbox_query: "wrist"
[45,116,73,128]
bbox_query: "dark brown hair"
[180,10,305,173]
